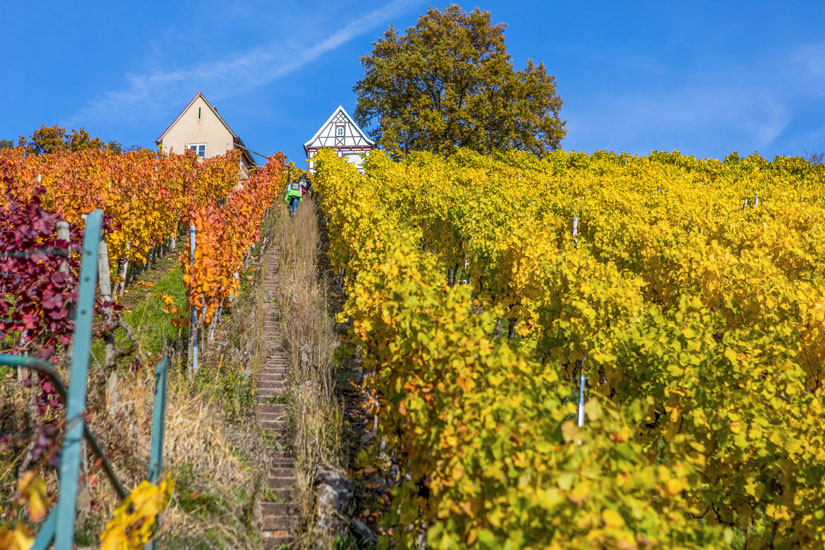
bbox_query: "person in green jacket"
[285,180,302,214]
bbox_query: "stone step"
[262,531,293,548]
[258,413,289,424]
[261,520,298,540]
[267,483,295,497]
[260,374,287,381]
[258,403,289,414]
[267,476,294,489]
[269,467,295,478]
[258,395,286,402]
[262,515,298,529]
[258,398,286,406]
[262,504,299,522]
[261,364,288,371]
[261,421,287,432]
[260,371,287,377]
[259,403,288,414]
[269,451,294,461]
[260,415,288,426]
[262,517,299,531]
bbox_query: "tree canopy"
[354,5,566,157]
[12,124,126,155]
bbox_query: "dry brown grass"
[88,368,266,548]
[274,198,344,548]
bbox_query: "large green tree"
[354,5,566,156]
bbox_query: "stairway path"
[259,246,297,549]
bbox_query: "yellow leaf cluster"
[99,476,174,550]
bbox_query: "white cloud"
[68,0,421,128]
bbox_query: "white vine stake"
[578,352,587,428]
[188,225,199,376]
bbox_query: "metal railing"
[0,209,171,550]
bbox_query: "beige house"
[156,91,255,179]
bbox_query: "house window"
[188,143,206,158]
[336,126,344,137]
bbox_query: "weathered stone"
[350,518,378,546]
[315,466,353,532]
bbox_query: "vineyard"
[0,146,285,548]
[313,148,825,548]
[0,146,285,329]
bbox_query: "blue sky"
[1,1,824,165]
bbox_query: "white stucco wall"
[159,95,252,179]
[159,96,235,159]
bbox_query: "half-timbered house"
[304,106,376,173]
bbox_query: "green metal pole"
[146,357,170,550]
[54,209,102,550]
[31,507,56,550]
[148,358,169,483]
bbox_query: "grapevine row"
[314,149,744,549]
[376,149,825,547]
[0,147,285,327]
[182,154,285,323]
[0,146,240,276]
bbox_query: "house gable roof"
[156,91,255,167]
[303,105,376,151]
